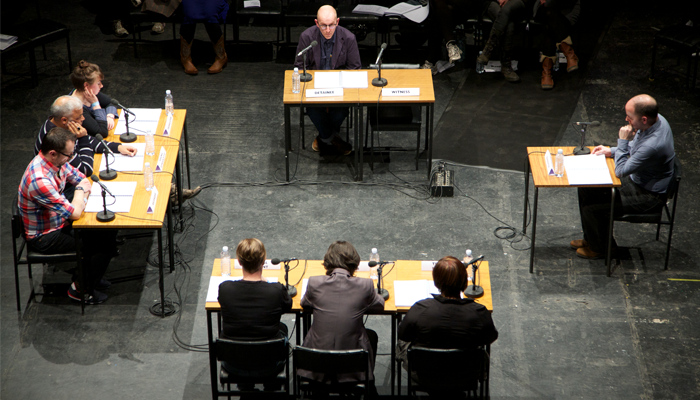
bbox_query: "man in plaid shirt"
[18,127,117,304]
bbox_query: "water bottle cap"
[466,249,472,256]
[294,67,299,72]
[557,149,563,154]
[371,248,377,253]
[145,162,150,167]
[222,246,228,252]
[166,90,171,94]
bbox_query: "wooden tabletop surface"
[527,146,622,188]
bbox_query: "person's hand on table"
[106,114,116,130]
[67,121,88,138]
[591,145,612,157]
[618,124,635,141]
[117,145,138,157]
[78,178,92,196]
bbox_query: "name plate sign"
[382,88,420,96]
[306,88,343,97]
[233,259,281,270]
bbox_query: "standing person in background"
[179,0,229,75]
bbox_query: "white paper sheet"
[352,4,389,16]
[232,259,281,270]
[393,280,440,307]
[114,108,162,136]
[206,276,279,302]
[85,181,137,213]
[563,154,613,185]
[301,279,309,299]
[420,261,438,271]
[385,2,421,15]
[358,261,370,272]
[99,143,146,172]
[402,2,429,23]
[243,0,260,7]
[314,71,368,89]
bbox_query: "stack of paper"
[563,154,613,185]
[85,181,137,213]
[352,1,429,22]
[114,108,161,136]
[393,280,440,307]
[99,143,146,172]
[314,71,369,89]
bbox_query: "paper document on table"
[563,154,613,185]
[85,181,137,213]
[206,276,279,302]
[114,108,162,136]
[301,279,309,299]
[394,280,440,307]
[544,150,554,175]
[314,71,368,89]
[99,143,146,172]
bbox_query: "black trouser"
[28,223,117,293]
[180,23,222,43]
[578,176,667,253]
[486,0,530,49]
[534,5,573,57]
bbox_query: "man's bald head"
[629,94,658,120]
[317,5,337,21]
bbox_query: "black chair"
[650,24,700,90]
[128,10,182,58]
[606,157,683,271]
[11,200,78,311]
[283,0,324,47]
[293,346,369,398]
[213,337,290,398]
[230,0,284,53]
[398,346,489,399]
[365,104,423,170]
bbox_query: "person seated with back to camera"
[397,256,498,395]
[298,240,385,396]
[294,5,361,157]
[218,238,292,391]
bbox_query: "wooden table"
[524,146,622,276]
[282,69,435,181]
[72,110,187,315]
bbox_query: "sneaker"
[96,278,112,290]
[113,20,129,38]
[131,0,142,6]
[182,186,202,200]
[152,22,165,34]
[421,60,438,76]
[67,283,108,305]
[446,40,462,62]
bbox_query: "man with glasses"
[18,127,118,304]
[34,95,137,201]
[295,5,361,156]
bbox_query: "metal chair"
[606,157,683,270]
[213,337,290,398]
[11,200,77,311]
[650,24,700,90]
[365,104,423,170]
[399,346,489,399]
[293,346,369,398]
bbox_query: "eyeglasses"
[57,150,74,159]
[318,23,337,31]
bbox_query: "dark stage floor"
[2,1,699,399]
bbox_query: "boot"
[180,37,198,75]
[476,31,500,64]
[558,37,579,72]
[541,57,554,90]
[207,36,228,74]
[500,49,520,83]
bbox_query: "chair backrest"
[293,346,368,377]
[666,157,682,200]
[407,346,485,392]
[215,337,288,369]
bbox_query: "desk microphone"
[111,99,135,116]
[573,121,599,155]
[95,134,118,181]
[368,260,392,300]
[575,121,601,126]
[112,99,137,143]
[463,255,484,298]
[90,175,115,222]
[272,257,298,297]
[297,41,317,83]
[271,258,297,264]
[297,40,317,57]
[372,43,388,87]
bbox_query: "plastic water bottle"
[292,68,301,94]
[369,248,380,279]
[555,148,565,177]
[553,51,560,72]
[476,52,485,74]
[165,90,174,116]
[144,162,154,191]
[221,246,231,277]
[463,249,473,281]
[145,129,155,156]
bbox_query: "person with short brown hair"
[298,241,385,391]
[69,60,119,137]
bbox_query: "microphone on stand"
[271,257,298,297]
[297,40,317,83]
[463,255,485,298]
[573,121,600,155]
[95,134,117,181]
[372,43,388,87]
[90,175,115,222]
[111,99,137,143]
[368,260,392,300]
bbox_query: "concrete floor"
[1,1,699,399]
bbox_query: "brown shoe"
[312,137,319,152]
[207,36,228,74]
[541,57,554,90]
[570,239,589,250]
[576,246,603,260]
[476,33,499,64]
[559,42,579,72]
[180,36,198,75]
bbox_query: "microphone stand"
[372,58,387,87]
[300,52,312,82]
[100,152,117,181]
[377,263,389,300]
[464,262,484,297]
[96,189,115,222]
[283,260,297,297]
[120,110,137,143]
[574,125,591,155]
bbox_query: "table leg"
[183,119,191,189]
[296,312,301,345]
[427,104,434,180]
[157,228,165,317]
[391,313,396,396]
[523,160,531,232]
[284,105,291,182]
[167,196,175,274]
[358,105,364,181]
[207,310,218,400]
[606,187,616,276]
[529,187,539,273]
[175,157,183,228]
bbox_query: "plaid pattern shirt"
[18,152,85,239]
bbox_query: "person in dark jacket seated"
[69,60,119,138]
[218,238,292,390]
[398,256,498,394]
